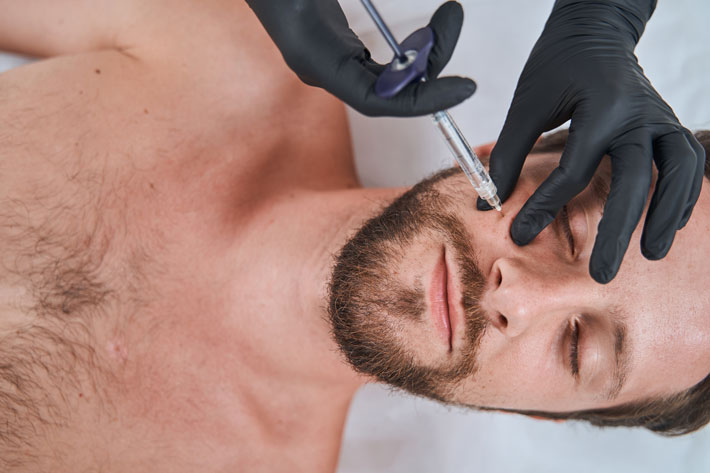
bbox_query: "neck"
[245,187,405,389]
[97,186,404,472]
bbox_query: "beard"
[327,168,489,403]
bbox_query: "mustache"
[328,166,490,401]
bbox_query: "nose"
[481,257,585,338]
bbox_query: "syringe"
[361,0,502,211]
[431,110,502,211]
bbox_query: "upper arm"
[0,0,249,59]
[0,0,137,56]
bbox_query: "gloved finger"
[678,129,706,229]
[427,1,465,79]
[510,126,603,245]
[589,134,653,283]
[363,60,387,76]
[477,102,545,210]
[357,47,387,76]
[640,131,698,260]
[387,76,476,116]
[348,71,476,117]
[326,57,380,114]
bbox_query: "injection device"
[361,0,502,211]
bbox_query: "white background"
[2,1,709,471]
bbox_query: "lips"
[445,249,460,351]
[429,248,452,350]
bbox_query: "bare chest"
[0,69,247,333]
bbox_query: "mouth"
[444,248,462,352]
[429,247,453,352]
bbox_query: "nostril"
[498,314,508,329]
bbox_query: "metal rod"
[359,0,503,211]
[360,0,406,60]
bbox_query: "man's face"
[329,151,710,413]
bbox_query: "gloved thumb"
[427,1,467,79]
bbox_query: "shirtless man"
[0,1,708,472]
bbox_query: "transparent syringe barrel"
[432,111,498,201]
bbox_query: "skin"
[406,157,710,413]
[0,1,708,471]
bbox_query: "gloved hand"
[479,0,705,284]
[245,0,476,117]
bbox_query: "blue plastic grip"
[373,27,435,98]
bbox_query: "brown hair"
[500,129,710,436]
[531,128,710,180]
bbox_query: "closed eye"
[559,205,575,256]
[570,319,580,378]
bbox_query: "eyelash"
[560,205,575,255]
[570,319,580,377]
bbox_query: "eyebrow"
[603,316,631,401]
[589,168,611,207]
[554,170,609,253]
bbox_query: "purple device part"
[373,27,434,99]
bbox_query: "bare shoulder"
[0,0,355,321]
[4,1,358,192]
[0,0,357,302]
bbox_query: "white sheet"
[1,1,708,471]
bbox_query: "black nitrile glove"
[245,0,476,117]
[479,0,705,284]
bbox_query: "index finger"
[335,58,476,117]
[477,105,545,210]
[510,128,604,245]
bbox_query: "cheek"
[445,164,547,215]
[501,174,549,211]
[451,330,569,411]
